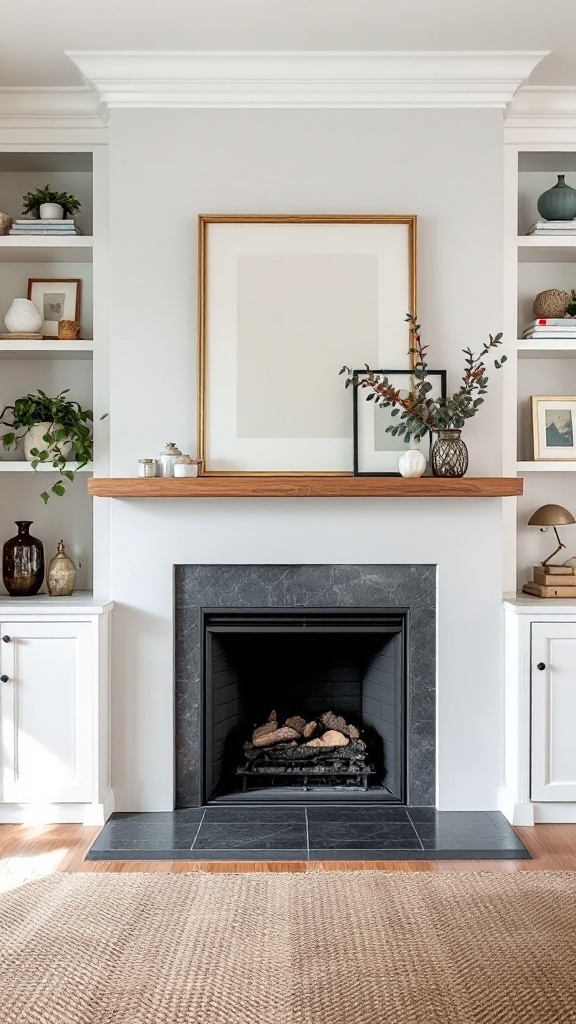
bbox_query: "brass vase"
[47,540,76,597]
[3,521,45,596]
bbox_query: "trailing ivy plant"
[341,314,506,444]
[22,184,81,219]
[0,389,105,502]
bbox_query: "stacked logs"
[251,710,360,749]
[240,709,370,780]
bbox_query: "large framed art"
[353,368,446,476]
[197,214,417,475]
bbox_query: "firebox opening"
[202,609,407,805]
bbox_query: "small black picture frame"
[353,368,447,476]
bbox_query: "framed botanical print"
[353,368,446,476]
[198,214,417,474]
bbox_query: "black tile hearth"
[86,808,531,862]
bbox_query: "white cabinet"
[0,596,113,824]
[503,598,576,824]
[531,622,576,802]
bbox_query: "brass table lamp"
[527,504,576,566]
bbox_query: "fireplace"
[175,564,437,807]
[204,608,406,803]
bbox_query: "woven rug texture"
[0,870,575,1023]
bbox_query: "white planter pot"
[23,423,73,463]
[4,298,42,334]
[398,445,427,478]
[39,203,64,220]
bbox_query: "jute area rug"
[1,871,575,1024]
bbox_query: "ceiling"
[1,0,576,89]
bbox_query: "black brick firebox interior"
[204,608,406,804]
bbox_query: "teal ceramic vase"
[537,174,576,221]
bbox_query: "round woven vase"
[431,429,469,478]
[533,289,570,319]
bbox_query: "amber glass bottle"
[3,521,44,596]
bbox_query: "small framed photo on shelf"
[532,395,576,460]
[353,368,446,476]
[27,278,81,338]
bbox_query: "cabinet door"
[0,621,93,803]
[531,622,576,802]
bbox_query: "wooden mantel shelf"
[88,476,523,498]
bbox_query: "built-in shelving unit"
[0,341,93,359]
[0,236,94,262]
[503,141,576,589]
[0,462,91,473]
[0,145,108,596]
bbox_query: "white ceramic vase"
[4,298,42,334]
[24,422,72,462]
[398,445,427,478]
[39,202,64,220]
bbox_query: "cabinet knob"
[537,662,546,671]
[2,635,10,643]
[0,675,9,683]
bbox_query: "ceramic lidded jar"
[4,298,42,334]
[47,540,76,597]
[173,454,200,477]
[537,174,576,221]
[157,443,182,477]
[398,445,427,478]
[3,521,45,597]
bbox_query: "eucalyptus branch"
[341,314,506,445]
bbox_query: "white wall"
[107,108,505,810]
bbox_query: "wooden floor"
[0,823,575,874]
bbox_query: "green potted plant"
[21,184,81,221]
[0,389,103,502]
[341,314,506,477]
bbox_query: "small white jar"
[157,442,182,477]
[174,454,200,477]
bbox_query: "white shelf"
[0,341,93,360]
[0,462,92,473]
[0,236,93,263]
[517,340,576,358]
[0,593,112,614]
[517,236,576,263]
[517,461,576,472]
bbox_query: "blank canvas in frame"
[198,215,417,474]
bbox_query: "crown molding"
[66,50,548,109]
[505,86,576,143]
[0,87,107,129]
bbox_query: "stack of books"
[527,220,576,235]
[523,564,576,598]
[8,219,81,236]
[522,318,576,340]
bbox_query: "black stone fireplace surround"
[174,564,437,808]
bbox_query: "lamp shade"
[527,504,576,527]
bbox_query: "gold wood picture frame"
[197,214,417,476]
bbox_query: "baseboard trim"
[0,793,115,825]
[532,802,576,823]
